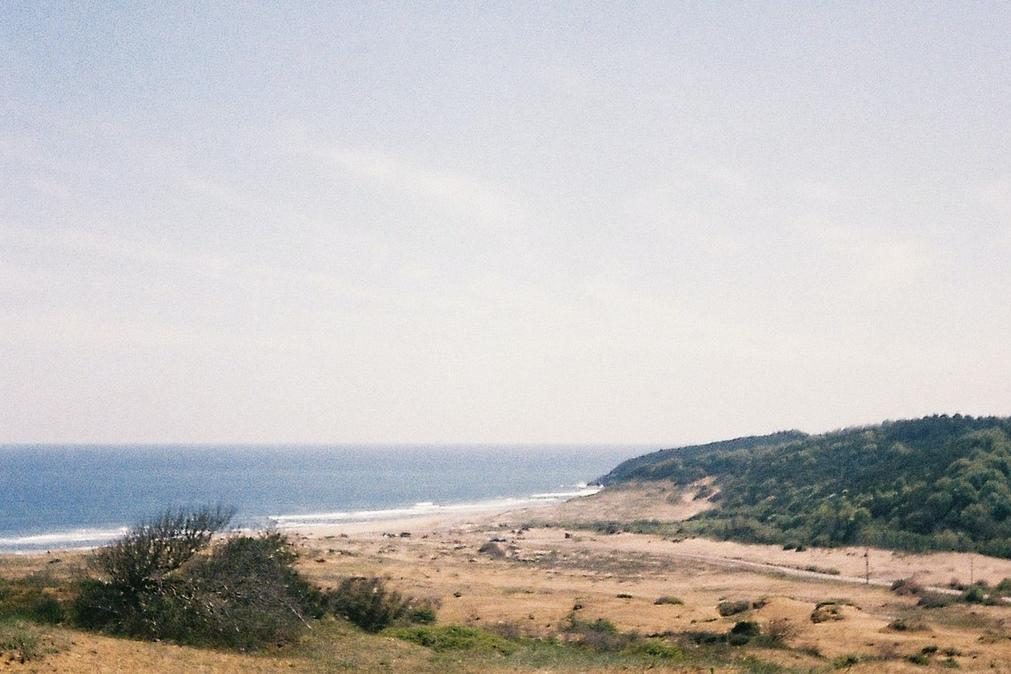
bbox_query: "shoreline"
[0,489,592,556]
[7,483,1011,589]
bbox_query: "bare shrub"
[890,577,922,596]
[73,507,327,649]
[764,618,798,645]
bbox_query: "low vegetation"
[599,414,1011,557]
[0,506,437,656]
[0,620,42,663]
[329,575,436,632]
[73,506,328,649]
[653,594,683,605]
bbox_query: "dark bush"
[29,596,63,625]
[72,507,325,650]
[917,592,956,609]
[891,577,923,596]
[170,532,324,649]
[73,506,235,638]
[728,620,760,645]
[654,595,683,605]
[961,585,986,604]
[717,599,750,616]
[327,576,412,633]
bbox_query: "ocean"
[0,444,647,553]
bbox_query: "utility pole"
[864,548,870,585]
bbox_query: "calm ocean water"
[0,445,647,552]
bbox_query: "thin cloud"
[323,147,525,227]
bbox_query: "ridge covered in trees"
[598,415,1011,557]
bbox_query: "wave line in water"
[270,485,601,527]
[0,527,129,549]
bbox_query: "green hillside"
[598,415,1011,557]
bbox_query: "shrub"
[763,618,797,646]
[891,577,923,596]
[562,615,633,652]
[717,599,750,616]
[30,596,63,625]
[73,506,235,639]
[327,576,412,633]
[93,506,234,592]
[73,507,325,650]
[654,595,683,605]
[917,592,956,609]
[833,654,860,668]
[887,617,927,631]
[478,541,506,559]
[728,620,760,645]
[172,532,324,649]
[406,603,438,624]
[961,585,986,604]
[810,602,844,623]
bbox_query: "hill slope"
[598,415,1011,557]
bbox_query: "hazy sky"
[2,2,1009,444]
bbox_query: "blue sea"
[0,444,647,553]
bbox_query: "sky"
[1,2,1009,444]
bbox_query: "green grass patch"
[0,574,66,624]
[385,624,517,655]
[622,638,684,660]
[0,620,43,663]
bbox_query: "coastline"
[0,487,601,556]
[6,483,1011,672]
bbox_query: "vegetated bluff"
[597,415,1011,558]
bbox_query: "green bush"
[327,576,421,633]
[961,585,986,604]
[728,620,760,645]
[386,624,516,654]
[406,604,437,624]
